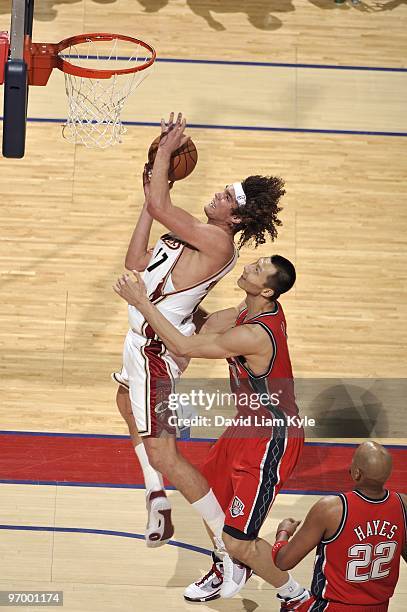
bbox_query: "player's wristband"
[272,540,288,564]
[276,529,290,540]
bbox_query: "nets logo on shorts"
[230,496,245,518]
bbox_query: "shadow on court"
[0,0,393,25]
[371,0,407,9]
[0,0,116,21]
[138,0,290,30]
[137,0,382,31]
[306,382,389,439]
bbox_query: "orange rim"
[55,33,156,79]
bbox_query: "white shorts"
[113,329,185,437]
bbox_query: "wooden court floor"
[0,1,407,610]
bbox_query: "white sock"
[192,489,225,538]
[277,574,303,599]
[135,442,164,494]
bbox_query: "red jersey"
[311,490,407,607]
[227,303,299,434]
[204,302,304,539]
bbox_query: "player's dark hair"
[233,175,285,248]
[265,255,296,300]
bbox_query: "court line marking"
[62,55,407,73]
[0,431,406,449]
[1,118,405,138]
[0,480,346,496]
[0,524,211,556]
[157,58,407,73]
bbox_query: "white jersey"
[128,233,238,338]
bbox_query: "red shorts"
[201,427,304,540]
[297,596,389,611]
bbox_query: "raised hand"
[158,111,190,155]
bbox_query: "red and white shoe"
[184,554,224,602]
[145,490,174,548]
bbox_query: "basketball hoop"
[26,33,156,148]
[2,3,157,156]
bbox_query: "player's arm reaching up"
[124,163,156,271]
[147,112,234,258]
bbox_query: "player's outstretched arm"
[147,112,230,257]
[193,303,241,333]
[125,164,155,271]
[113,272,260,358]
[273,496,342,571]
[199,301,247,335]
[173,322,260,359]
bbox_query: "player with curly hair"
[234,174,284,248]
[205,173,284,249]
[113,112,287,562]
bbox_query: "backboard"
[2,0,34,158]
[0,2,156,157]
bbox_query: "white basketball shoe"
[184,548,252,602]
[145,490,174,548]
[220,552,252,598]
[213,536,252,598]
[184,553,224,602]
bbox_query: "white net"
[60,37,154,148]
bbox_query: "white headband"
[233,182,247,207]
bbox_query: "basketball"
[148,135,198,182]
